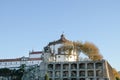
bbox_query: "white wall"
[0,59,42,69]
[55,54,77,62]
[29,54,42,58]
[0,61,20,68]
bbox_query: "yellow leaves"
[59,41,103,61]
[113,68,120,78]
[73,41,82,52]
[89,55,103,61]
[81,42,103,61]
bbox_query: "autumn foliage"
[60,41,103,61]
[80,42,103,60]
[113,68,120,79]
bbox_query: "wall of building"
[105,61,115,80]
[29,54,42,58]
[46,60,114,80]
[0,59,21,69]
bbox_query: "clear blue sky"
[0,0,120,71]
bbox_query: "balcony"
[71,63,77,69]
[63,71,69,77]
[55,64,61,70]
[79,63,85,69]
[71,78,77,80]
[79,71,85,77]
[79,78,85,80]
[96,70,102,77]
[55,71,61,77]
[96,63,103,69]
[87,63,94,69]
[63,78,69,80]
[55,78,61,80]
[48,71,53,77]
[71,71,77,77]
[88,70,94,76]
[63,64,69,70]
[48,64,53,70]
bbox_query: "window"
[5,62,7,65]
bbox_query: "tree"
[113,68,120,80]
[16,64,26,80]
[116,77,120,80]
[0,68,11,76]
[45,73,49,80]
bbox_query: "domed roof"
[48,34,72,46]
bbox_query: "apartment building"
[0,51,42,69]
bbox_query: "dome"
[48,34,72,46]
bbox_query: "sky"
[0,0,120,71]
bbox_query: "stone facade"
[46,60,115,80]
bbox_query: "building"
[44,34,115,80]
[22,34,115,80]
[0,34,115,80]
[42,34,79,62]
[47,60,114,80]
[0,51,42,69]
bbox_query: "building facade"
[0,51,42,69]
[46,60,114,80]
[22,34,115,80]
[0,34,116,80]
